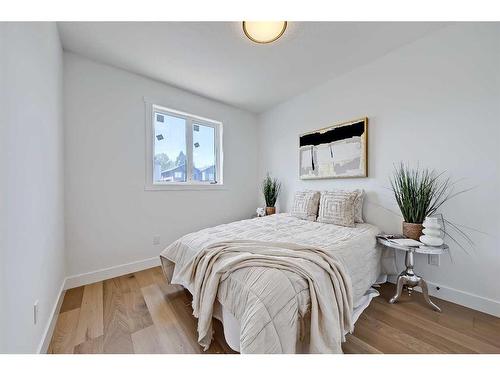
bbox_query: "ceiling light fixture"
[242,21,287,44]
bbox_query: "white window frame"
[144,98,224,190]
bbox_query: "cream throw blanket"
[174,240,354,354]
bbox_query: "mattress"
[161,213,384,352]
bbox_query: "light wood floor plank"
[121,274,154,333]
[370,296,499,353]
[133,268,156,288]
[74,335,104,354]
[369,299,475,353]
[102,277,134,353]
[376,286,500,347]
[343,334,382,354]
[353,313,444,354]
[47,308,80,354]
[131,325,163,354]
[60,286,84,313]
[141,283,200,353]
[74,282,104,346]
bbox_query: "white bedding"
[160,213,384,353]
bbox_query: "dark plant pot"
[266,207,276,216]
[402,222,423,241]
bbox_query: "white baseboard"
[64,256,161,290]
[387,275,500,317]
[37,280,66,354]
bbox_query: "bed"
[160,213,386,353]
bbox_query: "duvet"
[160,214,382,353]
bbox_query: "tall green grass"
[262,174,281,207]
[390,163,467,224]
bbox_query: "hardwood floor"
[48,267,500,354]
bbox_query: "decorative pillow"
[337,189,364,223]
[317,191,357,227]
[290,190,321,221]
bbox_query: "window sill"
[145,183,226,191]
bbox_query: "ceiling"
[58,22,445,113]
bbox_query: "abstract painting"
[299,117,368,179]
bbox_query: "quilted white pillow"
[337,189,364,223]
[290,190,320,221]
[317,191,357,227]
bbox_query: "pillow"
[337,189,364,223]
[290,190,320,221]
[317,191,357,227]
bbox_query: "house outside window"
[145,99,223,190]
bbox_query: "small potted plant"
[262,174,281,216]
[390,163,470,241]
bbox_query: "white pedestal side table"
[378,237,448,312]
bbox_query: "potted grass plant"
[390,163,471,241]
[262,174,281,215]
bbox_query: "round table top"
[377,237,448,254]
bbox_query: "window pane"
[192,123,216,182]
[153,112,186,183]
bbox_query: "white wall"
[258,23,500,314]
[64,53,259,277]
[0,23,65,352]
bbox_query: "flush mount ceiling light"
[242,21,287,44]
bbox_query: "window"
[145,100,223,190]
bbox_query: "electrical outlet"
[153,235,161,245]
[428,254,440,266]
[33,300,39,325]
